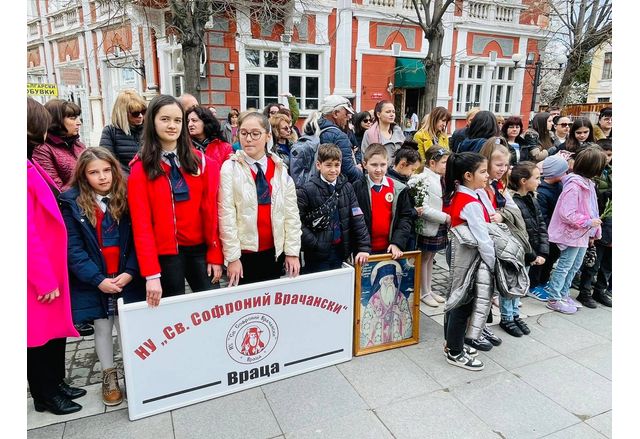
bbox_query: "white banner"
[118,265,354,420]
